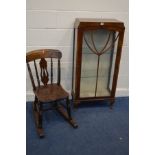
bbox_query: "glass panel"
[80,29,117,98]
[80,77,96,97]
[73,30,77,93]
[96,77,110,96]
[109,32,119,91]
[81,53,98,77]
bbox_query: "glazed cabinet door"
[80,28,118,98]
[72,19,125,104]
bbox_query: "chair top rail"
[26,49,62,62]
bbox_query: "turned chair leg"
[37,102,43,129]
[66,97,71,120]
[33,100,44,138]
[33,96,38,111]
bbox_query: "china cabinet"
[72,18,125,107]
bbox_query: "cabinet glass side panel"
[80,29,117,98]
[73,29,77,94]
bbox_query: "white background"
[0,0,155,155]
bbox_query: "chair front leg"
[36,101,43,129]
[33,96,38,111]
[66,97,71,120]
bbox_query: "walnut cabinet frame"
[72,18,125,107]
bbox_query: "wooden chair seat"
[34,84,69,102]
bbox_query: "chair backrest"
[26,49,62,90]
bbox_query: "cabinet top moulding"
[74,18,125,30]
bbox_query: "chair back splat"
[26,49,62,89]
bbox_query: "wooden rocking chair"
[26,49,78,138]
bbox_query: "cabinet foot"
[109,99,115,109]
[74,101,80,108]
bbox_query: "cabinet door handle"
[100,22,104,26]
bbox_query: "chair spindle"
[27,62,36,90]
[51,58,53,84]
[34,60,40,87]
[57,59,61,85]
